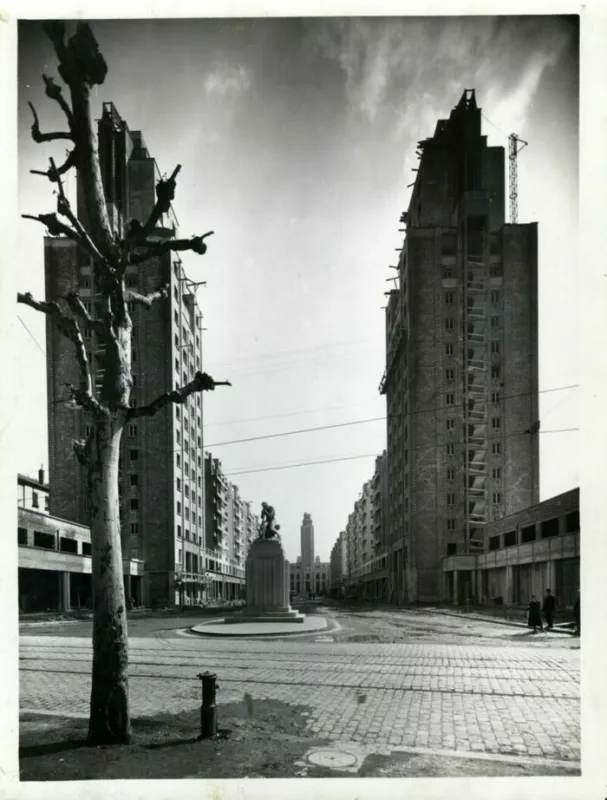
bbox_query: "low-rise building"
[18,504,145,613]
[441,488,579,608]
[289,555,329,598]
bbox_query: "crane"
[508,133,528,223]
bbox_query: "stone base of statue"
[224,538,305,624]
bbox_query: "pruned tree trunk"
[18,21,230,747]
[87,415,130,744]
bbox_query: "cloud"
[310,17,572,133]
[203,62,252,97]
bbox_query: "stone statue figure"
[259,501,281,540]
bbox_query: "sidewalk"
[423,607,576,635]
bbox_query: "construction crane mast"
[508,133,528,223]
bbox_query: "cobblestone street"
[20,620,580,774]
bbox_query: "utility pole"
[508,133,528,223]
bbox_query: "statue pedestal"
[225,538,304,624]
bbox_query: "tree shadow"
[20,739,89,758]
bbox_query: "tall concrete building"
[45,102,207,606]
[300,512,315,569]
[380,89,539,603]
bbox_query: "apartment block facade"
[380,89,539,603]
[45,102,211,606]
[329,451,388,600]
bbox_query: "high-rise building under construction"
[380,89,539,603]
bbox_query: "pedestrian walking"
[573,590,580,636]
[528,596,543,633]
[543,589,556,630]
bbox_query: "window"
[129,449,138,462]
[82,542,92,556]
[492,417,501,430]
[492,492,502,505]
[504,531,516,547]
[445,317,454,332]
[177,502,181,515]
[175,358,180,372]
[176,477,181,491]
[185,485,189,499]
[176,454,181,468]
[491,315,499,329]
[175,334,179,348]
[492,442,501,455]
[491,366,501,380]
[85,424,92,438]
[447,492,456,506]
[81,276,91,289]
[446,444,455,456]
[490,290,500,304]
[175,405,180,420]
[177,525,182,538]
[446,392,454,406]
[490,265,502,277]
[445,367,455,382]
[128,424,137,437]
[491,391,500,405]
[446,467,455,481]
[492,467,502,480]
[443,268,453,278]
[132,350,137,363]
[34,530,55,549]
[176,431,181,445]
[130,498,139,511]
[174,310,179,325]
[129,473,138,487]
[541,517,560,538]
[131,522,139,537]
[447,518,456,531]
[126,275,138,289]
[447,542,457,555]
[445,292,454,305]
[565,510,580,533]
[446,418,455,431]
[489,535,500,551]
[491,341,500,355]
[18,527,27,545]
[32,491,39,508]
[521,524,536,543]
[445,343,454,356]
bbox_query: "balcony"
[467,280,485,293]
[466,358,486,372]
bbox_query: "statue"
[259,501,281,541]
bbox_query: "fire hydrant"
[197,671,218,739]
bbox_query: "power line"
[206,416,384,448]
[205,383,578,449]
[206,400,378,428]
[206,336,383,369]
[17,315,45,355]
[227,427,579,477]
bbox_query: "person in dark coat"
[573,590,580,636]
[528,596,543,633]
[543,589,556,630]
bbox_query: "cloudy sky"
[16,16,579,563]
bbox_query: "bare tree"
[18,21,230,745]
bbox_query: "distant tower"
[300,513,315,569]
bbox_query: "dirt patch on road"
[20,700,328,781]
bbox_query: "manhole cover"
[307,749,357,769]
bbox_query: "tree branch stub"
[127,372,231,420]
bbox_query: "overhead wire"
[226,426,580,477]
[204,382,578,448]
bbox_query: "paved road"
[20,612,580,773]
